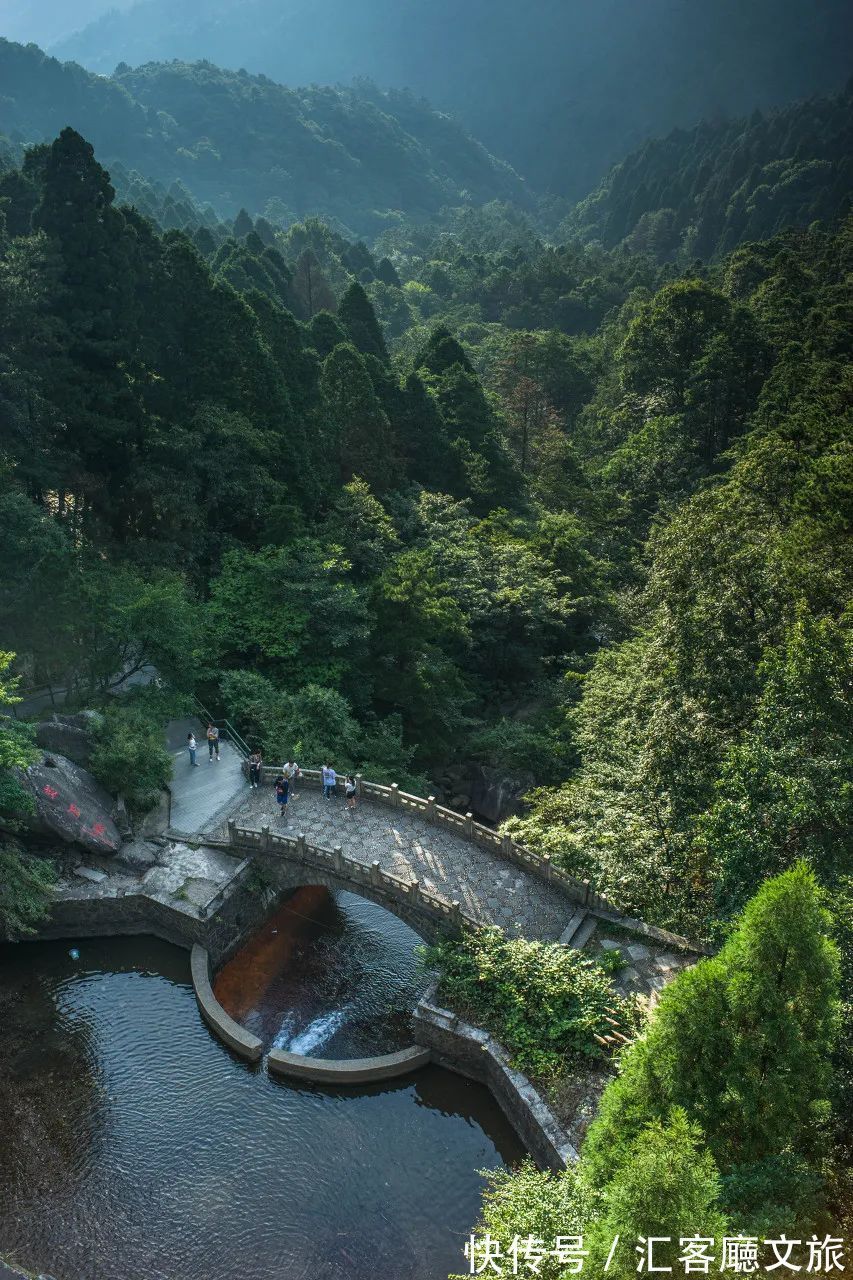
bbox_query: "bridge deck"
[211,784,574,941]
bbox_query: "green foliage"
[565,82,853,260]
[585,1110,729,1279]
[89,698,173,813]
[0,842,56,941]
[582,865,840,1231]
[0,651,37,821]
[423,927,627,1079]
[0,42,527,237]
[701,610,853,918]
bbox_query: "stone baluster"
[227,817,237,844]
[355,772,363,798]
[464,811,474,838]
[390,783,400,807]
[297,832,307,858]
[370,859,381,885]
[333,845,343,872]
[261,823,270,851]
[425,794,436,822]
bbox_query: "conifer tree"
[582,865,840,1226]
[307,310,349,360]
[337,281,388,361]
[376,256,401,287]
[320,343,399,493]
[233,208,254,238]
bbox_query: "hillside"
[49,0,853,200]
[0,40,527,233]
[562,82,853,260]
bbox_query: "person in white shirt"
[283,759,300,791]
[187,733,198,767]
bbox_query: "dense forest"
[0,39,850,1256]
[0,39,527,235]
[565,81,853,262]
[46,0,853,201]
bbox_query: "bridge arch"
[227,819,469,944]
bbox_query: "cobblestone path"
[216,785,576,942]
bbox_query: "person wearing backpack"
[274,772,289,820]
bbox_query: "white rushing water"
[279,1005,354,1056]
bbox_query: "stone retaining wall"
[33,871,272,967]
[412,986,579,1172]
[191,945,263,1062]
[192,943,432,1081]
[267,1043,431,1084]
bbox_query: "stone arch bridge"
[215,767,674,951]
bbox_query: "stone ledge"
[190,945,263,1062]
[412,985,579,1172]
[267,1043,431,1084]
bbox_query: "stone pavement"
[167,717,247,838]
[215,785,577,941]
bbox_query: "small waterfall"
[282,1005,353,1056]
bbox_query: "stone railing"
[227,818,475,936]
[251,765,616,914]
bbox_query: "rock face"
[15,752,122,855]
[469,765,533,824]
[34,710,103,768]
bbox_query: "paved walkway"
[214,786,576,942]
[167,718,247,838]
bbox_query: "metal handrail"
[190,694,250,759]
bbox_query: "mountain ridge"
[0,38,529,235]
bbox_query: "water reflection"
[0,934,523,1280]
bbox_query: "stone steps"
[570,914,598,951]
[558,908,598,951]
[558,907,588,946]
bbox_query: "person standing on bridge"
[187,733,198,767]
[321,763,337,799]
[207,723,220,763]
[274,772,289,820]
[345,775,357,812]
[248,749,262,789]
[283,758,300,797]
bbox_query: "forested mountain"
[1,109,850,1237]
[0,40,527,233]
[563,82,853,261]
[48,0,853,199]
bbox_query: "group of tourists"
[185,724,220,765]
[186,726,358,819]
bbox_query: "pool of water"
[214,886,431,1056]
[0,929,524,1280]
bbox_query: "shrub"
[89,701,172,813]
[0,843,56,940]
[423,926,628,1080]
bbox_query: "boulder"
[14,753,122,856]
[111,795,133,838]
[35,720,93,767]
[114,839,161,872]
[469,765,534,824]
